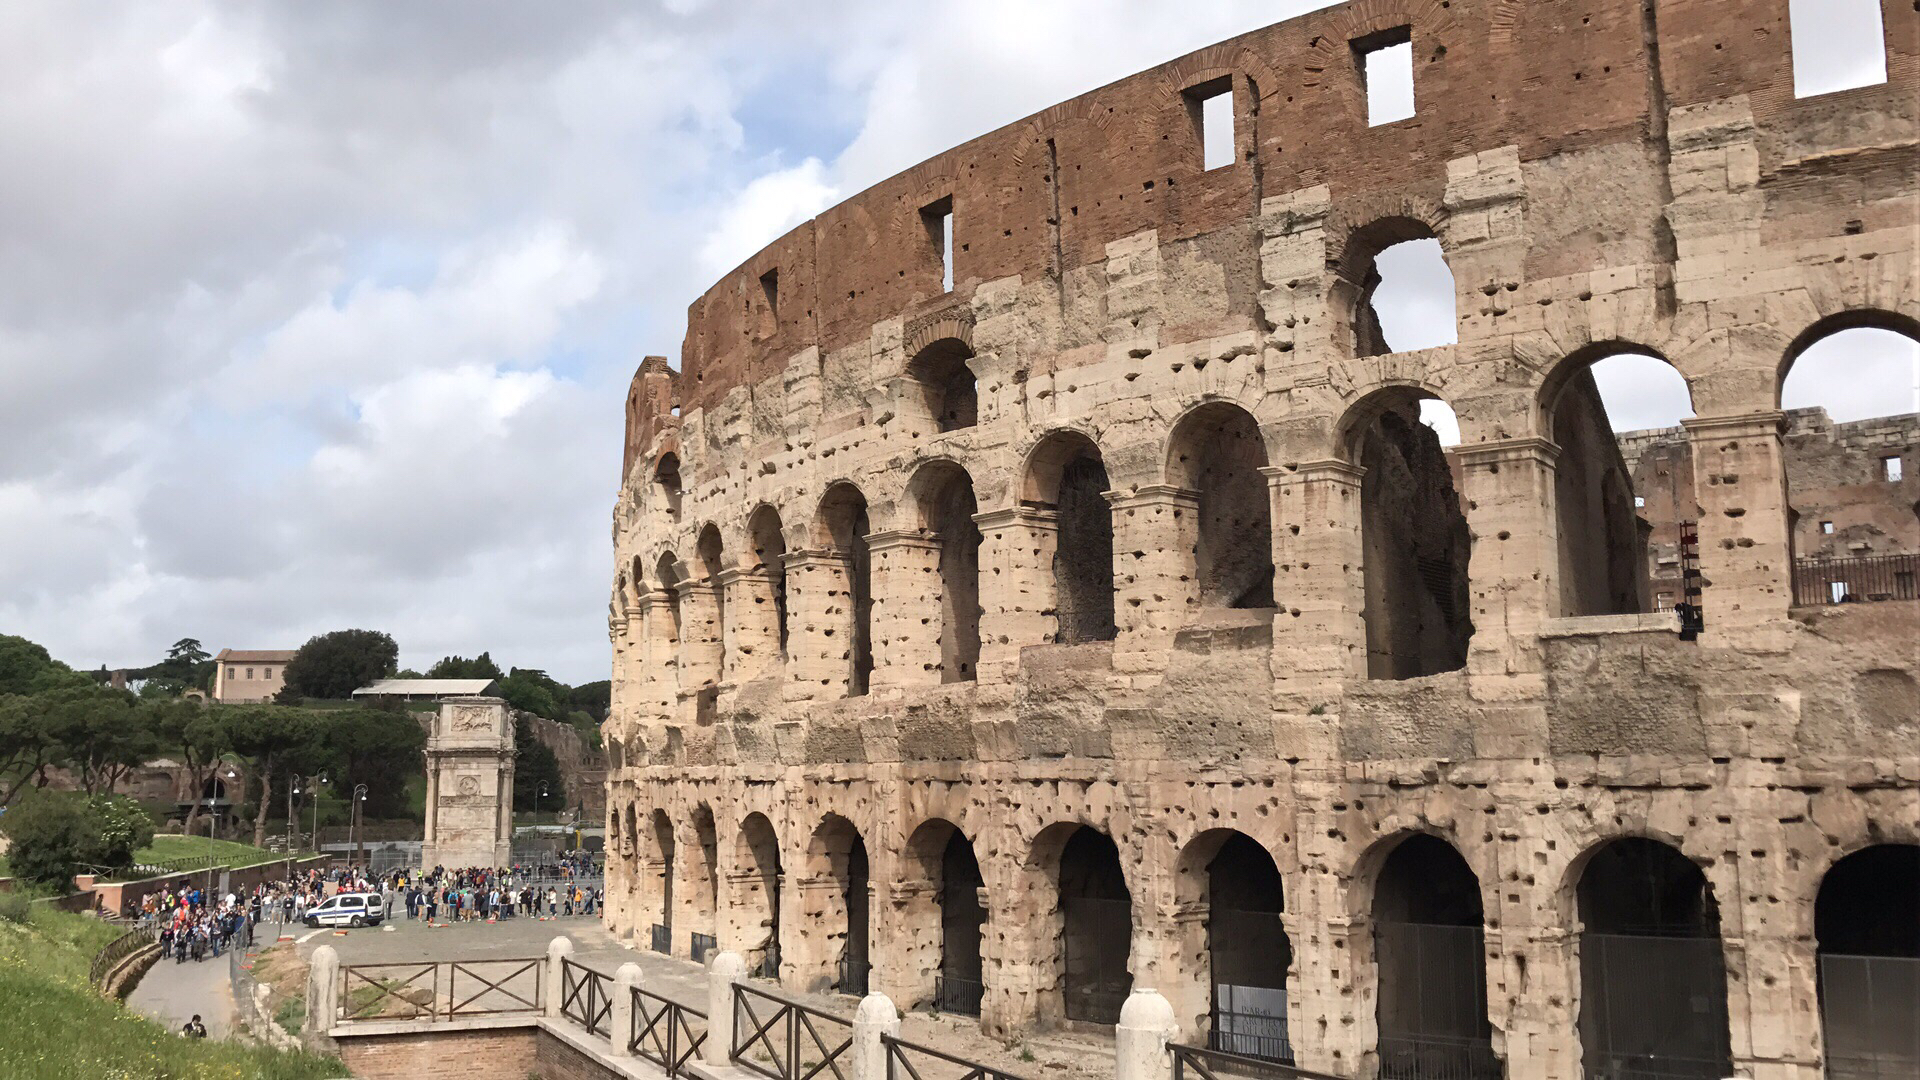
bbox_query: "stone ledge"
[1538,611,1680,637]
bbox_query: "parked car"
[304,892,384,928]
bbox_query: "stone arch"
[1814,843,1919,1076]
[907,459,983,681]
[647,808,677,941]
[1023,429,1117,644]
[733,811,783,977]
[653,552,684,649]
[1362,831,1496,1079]
[802,813,872,995]
[653,452,683,517]
[899,818,988,1016]
[1570,836,1732,1079]
[748,503,790,658]
[814,483,874,696]
[1330,213,1454,360]
[688,802,720,949]
[1778,308,1920,401]
[1165,401,1275,610]
[908,337,977,432]
[1339,385,1473,679]
[1026,822,1134,1027]
[695,523,728,681]
[1171,829,1292,1060]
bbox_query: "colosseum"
[603,3,1919,1079]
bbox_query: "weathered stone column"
[1106,485,1200,671]
[640,591,680,714]
[783,549,853,700]
[1452,438,1560,682]
[851,993,901,1080]
[867,530,944,691]
[306,944,339,1038]
[722,566,784,683]
[879,875,939,1011]
[1269,461,1366,755]
[678,579,724,691]
[974,506,1059,682]
[1682,412,1794,642]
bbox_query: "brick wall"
[333,1028,537,1080]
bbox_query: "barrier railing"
[1793,554,1920,606]
[1170,1043,1344,1080]
[932,973,983,1016]
[691,931,718,964]
[882,1033,1030,1080]
[89,924,157,987]
[338,958,544,1021]
[631,984,708,1078]
[837,956,871,996]
[561,957,615,1036]
[731,981,854,1080]
[1374,1034,1503,1080]
[651,922,673,954]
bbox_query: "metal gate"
[1578,933,1730,1080]
[1373,922,1500,1080]
[1821,953,1920,1080]
[1062,895,1131,1024]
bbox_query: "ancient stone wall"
[605,4,1920,1080]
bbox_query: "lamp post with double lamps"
[351,783,368,867]
[205,765,238,893]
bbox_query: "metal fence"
[561,957,616,1036]
[652,922,673,954]
[882,1032,1031,1080]
[1792,554,1920,606]
[1375,1034,1503,1080]
[89,924,157,986]
[1062,895,1132,1024]
[1821,953,1920,1080]
[631,984,708,1079]
[337,958,544,1022]
[692,932,719,964]
[1578,932,1730,1080]
[1171,1042,1343,1080]
[933,973,984,1016]
[838,955,871,997]
[730,981,855,1080]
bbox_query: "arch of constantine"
[605,3,1919,1079]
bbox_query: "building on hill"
[351,678,500,704]
[211,649,294,703]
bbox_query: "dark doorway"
[1354,397,1473,680]
[1060,827,1133,1025]
[1816,844,1920,1080]
[1207,834,1293,1063]
[939,831,987,1014]
[1372,834,1497,1080]
[843,839,871,995]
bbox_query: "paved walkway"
[126,947,237,1041]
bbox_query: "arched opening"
[748,505,789,657]
[902,819,987,1015]
[1025,431,1117,643]
[1543,350,1695,617]
[1815,844,1919,1079]
[910,338,977,431]
[1051,825,1133,1026]
[654,554,684,647]
[1779,318,1920,604]
[806,815,871,996]
[1342,219,1457,358]
[1178,831,1292,1063]
[623,804,641,931]
[1167,403,1274,609]
[654,453,683,517]
[1574,838,1731,1079]
[698,524,728,678]
[1347,390,1473,679]
[650,809,676,951]
[817,484,874,696]
[691,804,720,954]
[1371,834,1496,1079]
[912,461,983,681]
[737,813,783,978]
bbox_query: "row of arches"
[610,799,1918,1080]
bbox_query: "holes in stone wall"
[808,814,870,994]
[1026,431,1117,644]
[1790,0,1889,98]
[1168,403,1275,610]
[1815,844,1920,1073]
[913,461,983,683]
[909,338,978,432]
[1354,27,1415,126]
[1371,834,1492,1071]
[1184,76,1236,171]
[692,803,720,925]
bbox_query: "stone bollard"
[545,935,575,1019]
[851,993,900,1080]
[706,950,748,1067]
[1115,989,1177,1080]
[611,962,643,1056]
[306,945,340,1038]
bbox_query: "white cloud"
[696,158,838,280]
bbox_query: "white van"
[304,892,384,928]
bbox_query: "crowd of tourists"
[395,864,603,922]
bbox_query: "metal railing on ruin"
[691,931,718,964]
[337,957,544,1022]
[1206,1007,1295,1068]
[837,955,871,997]
[651,922,673,954]
[89,924,158,987]
[560,956,616,1036]
[1170,1043,1344,1080]
[932,973,983,1017]
[631,983,708,1079]
[1374,1034,1503,1080]
[1792,553,1920,606]
[730,981,855,1080]
[882,1033,1031,1080]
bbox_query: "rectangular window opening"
[1830,581,1850,604]
[1789,0,1888,98]
[1634,496,1647,509]
[922,196,954,293]
[1354,27,1415,127]
[1184,77,1236,171]
[759,268,779,322]
[1884,456,1904,482]
[1821,520,1835,534]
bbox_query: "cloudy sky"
[1,1,1912,684]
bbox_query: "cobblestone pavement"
[292,912,1114,1080]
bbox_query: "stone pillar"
[851,993,901,1080]
[611,962,642,1056]
[723,567,784,683]
[420,697,515,872]
[1452,438,1560,683]
[422,769,438,845]
[1116,989,1177,1080]
[974,507,1059,682]
[641,590,680,714]
[306,944,340,1037]
[867,530,945,691]
[544,935,574,1020]
[679,579,724,691]
[1106,485,1201,670]
[1682,413,1794,643]
[881,877,939,1012]
[707,951,748,1067]
[784,550,854,700]
[1269,461,1366,756]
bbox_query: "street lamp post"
[309,774,328,853]
[207,766,238,894]
[351,783,368,866]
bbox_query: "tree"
[512,714,564,813]
[497,673,560,720]
[567,681,611,722]
[0,694,62,806]
[320,708,426,820]
[0,790,154,888]
[40,687,160,795]
[282,629,398,700]
[0,635,90,696]
[167,638,208,666]
[153,700,231,837]
[227,706,330,847]
[427,653,503,680]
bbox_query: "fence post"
[706,950,747,1067]
[545,935,574,1019]
[852,992,899,1080]
[1116,989,1177,1080]
[611,962,642,1057]
[306,944,339,1037]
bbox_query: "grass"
[0,904,344,1079]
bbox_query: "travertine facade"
[605,4,1920,1080]
[422,697,515,871]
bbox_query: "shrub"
[0,791,155,888]
[0,891,30,924]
